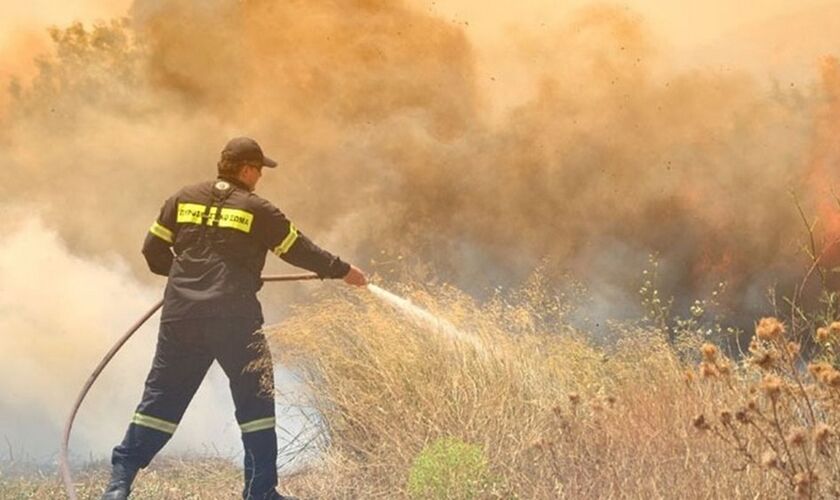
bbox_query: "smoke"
[2,0,840,461]
[0,0,131,114]
[0,30,47,116]
[0,215,252,463]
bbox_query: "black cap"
[221,137,278,168]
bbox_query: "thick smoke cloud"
[1,0,839,460]
[0,217,246,462]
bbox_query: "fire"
[805,57,840,269]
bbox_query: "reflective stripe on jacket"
[142,176,350,322]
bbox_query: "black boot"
[265,491,298,500]
[245,489,297,500]
[101,461,139,500]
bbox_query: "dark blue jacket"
[142,176,349,322]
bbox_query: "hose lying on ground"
[59,273,321,500]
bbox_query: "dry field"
[260,279,840,499]
[4,276,840,499]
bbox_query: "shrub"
[693,317,840,499]
[406,437,491,500]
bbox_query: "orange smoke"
[0,0,835,321]
[0,29,50,115]
[804,57,840,271]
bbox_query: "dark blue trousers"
[112,316,279,499]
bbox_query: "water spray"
[366,284,484,352]
[59,273,320,500]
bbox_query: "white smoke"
[0,213,248,464]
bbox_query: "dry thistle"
[761,374,782,402]
[747,398,759,412]
[717,360,732,377]
[786,426,807,447]
[568,393,580,405]
[814,422,833,446]
[808,362,832,379]
[818,368,840,388]
[756,317,785,341]
[816,327,830,343]
[699,362,719,378]
[735,409,750,424]
[829,370,840,387]
[719,410,732,426]
[750,349,778,370]
[830,321,840,336]
[692,414,710,431]
[794,472,814,498]
[786,341,801,357]
[760,450,779,469]
[701,343,718,363]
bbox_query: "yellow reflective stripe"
[149,221,174,244]
[272,224,299,256]
[177,202,206,224]
[132,412,178,434]
[239,417,275,433]
[176,203,254,234]
[216,207,253,233]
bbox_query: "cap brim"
[262,156,278,168]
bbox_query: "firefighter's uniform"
[110,174,349,500]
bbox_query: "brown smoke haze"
[3,0,840,461]
[0,0,132,113]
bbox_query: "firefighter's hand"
[343,265,368,287]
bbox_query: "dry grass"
[7,279,840,499]
[0,458,241,499]
[259,278,831,499]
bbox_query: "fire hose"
[59,273,321,500]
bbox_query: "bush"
[693,317,840,498]
[406,437,491,500]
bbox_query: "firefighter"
[102,137,367,500]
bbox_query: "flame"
[804,57,840,269]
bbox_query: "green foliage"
[407,437,492,500]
